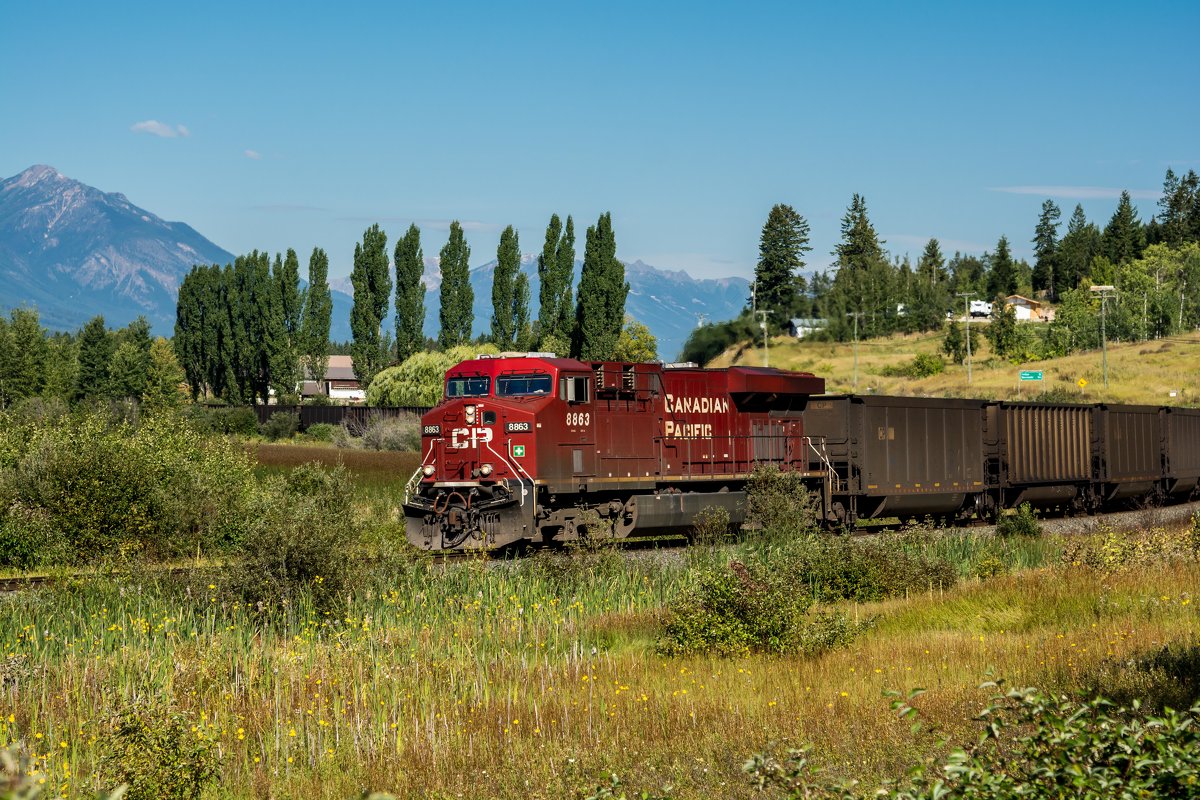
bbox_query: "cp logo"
[450,427,494,448]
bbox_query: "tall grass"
[2,521,1196,799]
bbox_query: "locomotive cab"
[404,353,590,550]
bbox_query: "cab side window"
[560,375,590,404]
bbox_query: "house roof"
[302,354,359,382]
[1005,295,1042,308]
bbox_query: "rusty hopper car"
[404,354,825,550]
[802,395,987,525]
[984,402,1094,515]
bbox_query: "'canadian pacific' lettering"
[664,394,729,415]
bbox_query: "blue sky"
[3,0,1197,281]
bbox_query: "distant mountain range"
[0,165,749,359]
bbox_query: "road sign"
[1019,371,1043,381]
[1077,378,1088,389]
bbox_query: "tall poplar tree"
[438,221,473,348]
[512,271,532,350]
[552,216,576,341]
[300,247,332,393]
[491,225,520,348]
[536,214,563,345]
[573,212,627,360]
[394,224,426,362]
[271,249,303,399]
[1032,200,1062,298]
[350,224,392,389]
[753,203,812,323]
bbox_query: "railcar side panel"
[1165,407,1200,495]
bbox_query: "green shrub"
[880,353,945,378]
[745,465,818,537]
[100,697,217,800]
[745,684,1200,799]
[0,411,257,566]
[659,558,867,657]
[305,422,335,442]
[1077,641,1200,713]
[230,462,362,614]
[184,405,259,436]
[772,534,958,603]
[691,504,734,546]
[259,410,299,441]
[996,502,1041,537]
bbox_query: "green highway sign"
[1019,370,1044,381]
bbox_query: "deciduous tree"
[350,225,392,389]
[573,212,628,360]
[393,225,425,362]
[438,221,473,348]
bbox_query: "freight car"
[403,353,825,549]
[404,354,1200,550]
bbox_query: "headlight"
[422,464,436,477]
[479,463,493,477]
[464,405,477,424]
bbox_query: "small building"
[1004,295,1053,322]
[786,318,828,339]
[300,355,365,402]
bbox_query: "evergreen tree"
[350,225,392,389]
[1056,205,1101,297]
[1101,190,1146,265]
[828,194,891,339]
[941,321,979,365]
[76,315,114,401]
[1031,199,1061,298]
[5,308,48,401]
[300,247,333,396]
[908,238,948,331]
[438,221,474,348]
[491,225,520,348]
[42,334,79,403]
[109,316,153,400]
[753,204,812,323]
[393,225,425,363]
[987,235,1017,299]
[573,212,628,359]
[1156,168,1200,247]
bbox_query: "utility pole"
[1091,285,1116,388]
[956,291,976,384]
[755,309,772,367]
[846,311,864,391]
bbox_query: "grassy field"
[2,520,1196,799]
[710,329,1200,405]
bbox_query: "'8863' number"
[566,412,591,427]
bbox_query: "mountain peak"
[0,165,234,333]
[11,164,66,188]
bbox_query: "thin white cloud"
[244,149,262,160]
[989,185,1160,200]
[131,120,191,139]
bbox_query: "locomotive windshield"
[496,374,553,396]
[446,375,490,397]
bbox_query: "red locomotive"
[403,353,826,549]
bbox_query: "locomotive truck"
[404,353,1200,550]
